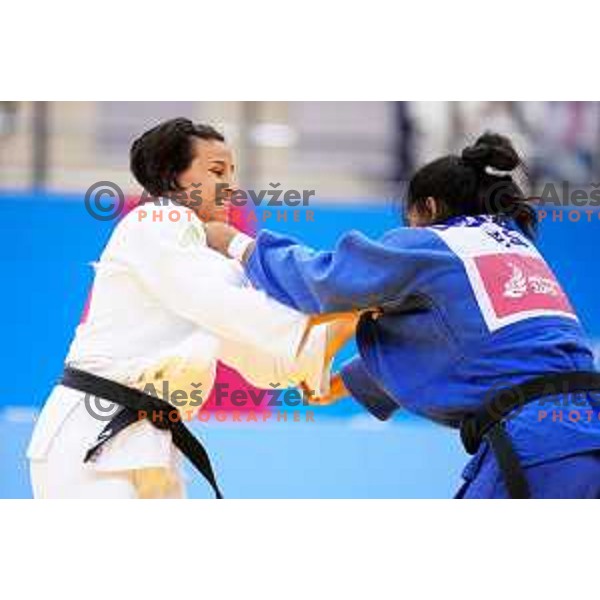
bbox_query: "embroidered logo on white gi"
[180,225,202,248]
[181,227,200,248]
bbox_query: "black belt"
[61,366,223,499]
[460,371,600,499]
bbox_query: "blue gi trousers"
[456,450,600,499]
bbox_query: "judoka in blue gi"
[206,132,600,498]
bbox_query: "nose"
[217,182,238,210]
[221,182,240,205]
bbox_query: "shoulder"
[111,203,207,251]
[379,225,453,253]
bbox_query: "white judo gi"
[27,203,329,498]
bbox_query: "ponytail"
[407,132,537,239]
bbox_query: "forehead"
[191,138,233,164]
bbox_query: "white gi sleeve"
[218,322,329,395]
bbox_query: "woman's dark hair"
[406,132,537,238]
[130,118,225,197]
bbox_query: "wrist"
[227,232,254,262]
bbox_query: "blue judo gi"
[244,214,600,498]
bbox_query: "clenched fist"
[204,221,245,256]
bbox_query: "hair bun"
[461,132,520,172]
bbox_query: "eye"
[211,170,224,178]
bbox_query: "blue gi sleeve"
[340,356,399,421]
[245,226,452,313]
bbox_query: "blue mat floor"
[1,409,467,499]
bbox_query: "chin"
[211,213,229,224]
[199,210,228,223]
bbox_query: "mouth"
[216,201,231,221]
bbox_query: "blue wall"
[1,192,599,497]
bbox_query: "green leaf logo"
[179,224,203,248]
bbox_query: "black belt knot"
[60,366,223,499]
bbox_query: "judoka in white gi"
[27,119,352,498]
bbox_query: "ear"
[425,197,438,220]
[176,171,189,190]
